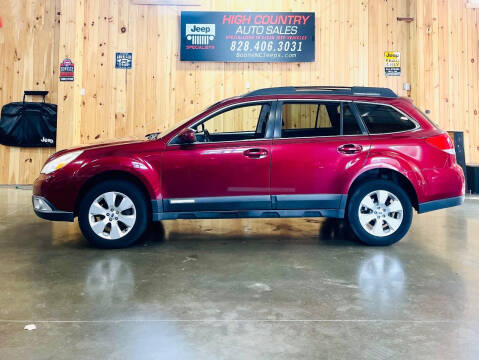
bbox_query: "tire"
[78,180,149,249]
[347,179,413,246]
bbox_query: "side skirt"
[152,209,345,221]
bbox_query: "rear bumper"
[32,195,75,222]
[417,195,464,214]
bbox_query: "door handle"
[244,148,268,159]
[337,144,363,154]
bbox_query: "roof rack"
[244,86,398,98]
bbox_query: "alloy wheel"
[88,191,137,240]
[357,190,403,237]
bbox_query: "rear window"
[356,103,417,134]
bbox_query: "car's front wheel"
[78,180,149,248]
[347,180,413,246]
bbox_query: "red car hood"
[47,138,149,161]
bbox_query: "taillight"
[425,133,455,155]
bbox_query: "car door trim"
[273,194,345,210]
[162,195,272,212]
[156,194,347,213]
[152,194,348,220]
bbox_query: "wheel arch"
[346,167,419,211]
[74,170,153,216]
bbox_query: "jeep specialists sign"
[180,11,315,62]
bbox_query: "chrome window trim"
[167,98,422,146]
[167,100,273,146]
[168,138,273,146]
[275,100,421,140]
[272,133,369,141]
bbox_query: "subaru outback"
[33,86,465,248]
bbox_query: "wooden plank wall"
[0,0,60,184]
[0,0,478,184]
[410,0,479,162]
[61,0,410,145]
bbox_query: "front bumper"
[32,195,75,222]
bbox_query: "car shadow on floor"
[5,217,360,250]
[317,218,361,247]
[137,221,167,247]
[162,218,361,247]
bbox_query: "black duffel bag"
[0,90,57,147]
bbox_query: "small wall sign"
[115,52,133,69]
[59,58,74,81]
[384,51,401,76]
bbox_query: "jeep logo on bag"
[41,137,54,144]
[186,24,215,45]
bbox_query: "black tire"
[347,180,413,246]
[78,180,149,249]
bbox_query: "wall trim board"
[130,0,201,5]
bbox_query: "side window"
[281,102,341,138]
[191,103,271,143]
[342,103,362,135]
[356,103,417,134]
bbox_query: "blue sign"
[180,12,315,62]
[115,52,132,69]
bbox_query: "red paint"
[271,135,371,197]
[162,140,271,199]
[33,92,465,213]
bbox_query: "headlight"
[41,151,83,174]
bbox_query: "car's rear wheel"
[78,180,149,248]
[347,180,412,246]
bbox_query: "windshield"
[157,103,219,139]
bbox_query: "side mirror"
[178,128,196,144]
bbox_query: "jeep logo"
[40,137,54,144]
[186,24,215,45]
[189,25,211,34]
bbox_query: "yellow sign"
[384,51,401,76]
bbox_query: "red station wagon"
[33,86,465,248]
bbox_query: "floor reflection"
[104,320,199,360]
[85,258,135,305]
[357,252,405,313]
[2,187,479,359]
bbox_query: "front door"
[162,101,274,212]
[271,100,371,210]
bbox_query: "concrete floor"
[1,188,479,359]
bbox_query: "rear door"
[270,100,371,210]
